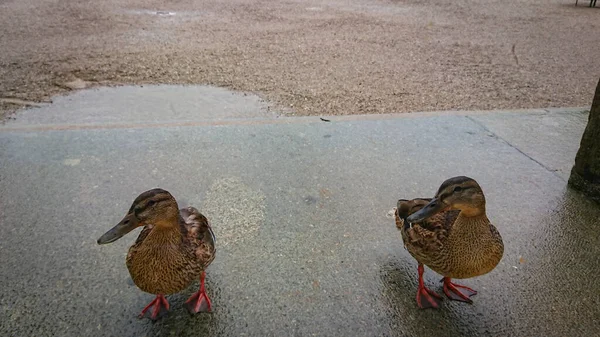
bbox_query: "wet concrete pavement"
[1,87,599,336]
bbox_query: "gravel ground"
[0,0,599,120]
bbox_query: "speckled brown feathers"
[123,195,216,295]
[97,189,217,319]
[180,206,216,270]
[396,198,460,258]
[395,177,504,280]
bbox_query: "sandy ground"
[0,0,599,120]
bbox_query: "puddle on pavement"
[5,85,280,126]
[155,11,175,16]
[125,9,206,18]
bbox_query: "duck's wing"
[180,207,216,269]
[395,198,432,230]
[396,198,460,251]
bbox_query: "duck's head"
[406,176,485,223]
[97,188,179,244]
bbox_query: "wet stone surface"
[0,89,598,336]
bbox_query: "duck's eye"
[453,186,463,192]
[147,200,156,207]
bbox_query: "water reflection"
[379,255,481,337]
[512,188,600,335]
[115,277,224,337]
[378,188,600,337]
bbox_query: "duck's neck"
[453,211,491,235]
[457,203,486,218]
[148,218,184,245]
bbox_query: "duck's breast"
[126,239,201,295]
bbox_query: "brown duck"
[97,188,216,320]
[395,176,503,309]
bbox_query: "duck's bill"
[406,197,445,223]
[97,213,139,245]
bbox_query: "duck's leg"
[442,277,477,303]
[415,264,442,309]
[184,271,212,314]
[138,294,170,320]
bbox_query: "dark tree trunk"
[569,77,600,202]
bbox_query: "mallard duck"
[395,176,503,309]
[97,188,216,320]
